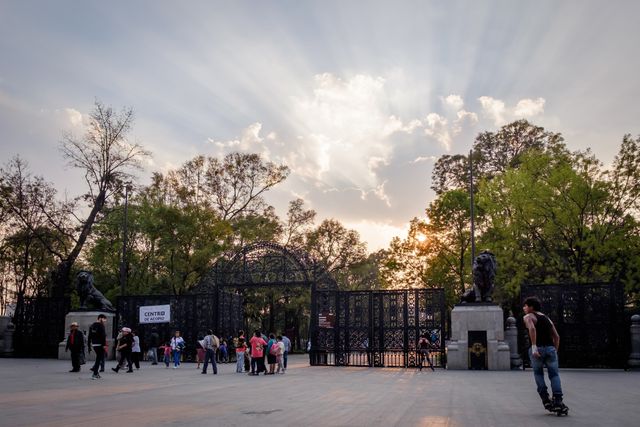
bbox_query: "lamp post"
[469,150,476,262]
[120,184,131,296]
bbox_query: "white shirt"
[132,336,141,352]
[282,335,292,352]
[171,336,185,350]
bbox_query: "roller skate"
[540,395,553,412]
[550,396,569,416]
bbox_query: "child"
[275,335,286,374]
[196,338,205,370]
[235,338,247,373]
[245,346,251,373]
[219,340,228,363]
[160,341,171,368]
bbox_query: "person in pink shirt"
[248,330,267,376]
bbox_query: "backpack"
[269,342,279,356]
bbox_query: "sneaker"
[112,367,119,373]
[100,369,105,372]
[95,374,101,379]
[91,374,99,380]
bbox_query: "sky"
[1,1,640,252]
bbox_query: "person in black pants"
[112,327,134,373]
[65,322,85,372]
[88,314,108,380]
[148,327,160,365]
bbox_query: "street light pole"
[469,150,476,263]
[120,185,130,296]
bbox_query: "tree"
[51,101,150,295]
[431,120,567,194]
[0,157,72,315]
[158,153,289,219]
[478,146,640,303]
[379,218,429,290]
[280,198,316,249]
[305,219,367,277]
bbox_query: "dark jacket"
[88,321,106,347]
[66,330,85,353]
[149,331,160,347]
[118,333,133,353]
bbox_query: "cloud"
[514,97,545,117]
[285,73,421,202]
[478,96,546,126]
[478,96,506,126]
[207,122,271,160]
[64,108,83,127]
[423,113,452,150]
[411,155,437,164]
[442,94,464,110]
[453,109,479,133]
[205,75,547,214]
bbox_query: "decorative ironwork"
[520,283,626,368]
[194,241,338,292]
[115,292,243,361]
[310,289,447,368]
[12,297,70,358]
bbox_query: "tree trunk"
[52,189,107,296]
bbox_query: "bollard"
[0,316,16,356]
[505,316,522,369]
[629,314,640,369]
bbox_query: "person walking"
[266,333,277,374]
[65,322,85,372]
[131,330,142,370]
[523,296,569,415]
[148,327,160,365]
[112,327,134,373]
[201,329,219,375]
[170,331,185,368]
[275,335,286,374]
[87,314,108,380]
[281,334,291,370]
[219,340,228,363]
[235,337,247,373]
[249,330,267,375]
[160,341,172,368]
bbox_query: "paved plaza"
[0,355,638,427]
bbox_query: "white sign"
[139,304,171,324]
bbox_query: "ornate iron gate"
[520,283,626,368]
[13,296,70,358]
[115,292,242,360]
[311,289,447,368]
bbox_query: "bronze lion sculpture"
[461,250,497,303]
[76,270,115,312]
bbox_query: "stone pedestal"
[505,316,523,369]
[58,311,115,361]
[446,303,510,370]
[628,314,640,369]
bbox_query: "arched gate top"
[192,241,338,293]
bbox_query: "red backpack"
[269,342,279,356]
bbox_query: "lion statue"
[76,270,115,312]
[461,250,497,303]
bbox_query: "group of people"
[65,316,294,379]
[239,330,291,375]
[66,300,566,416]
